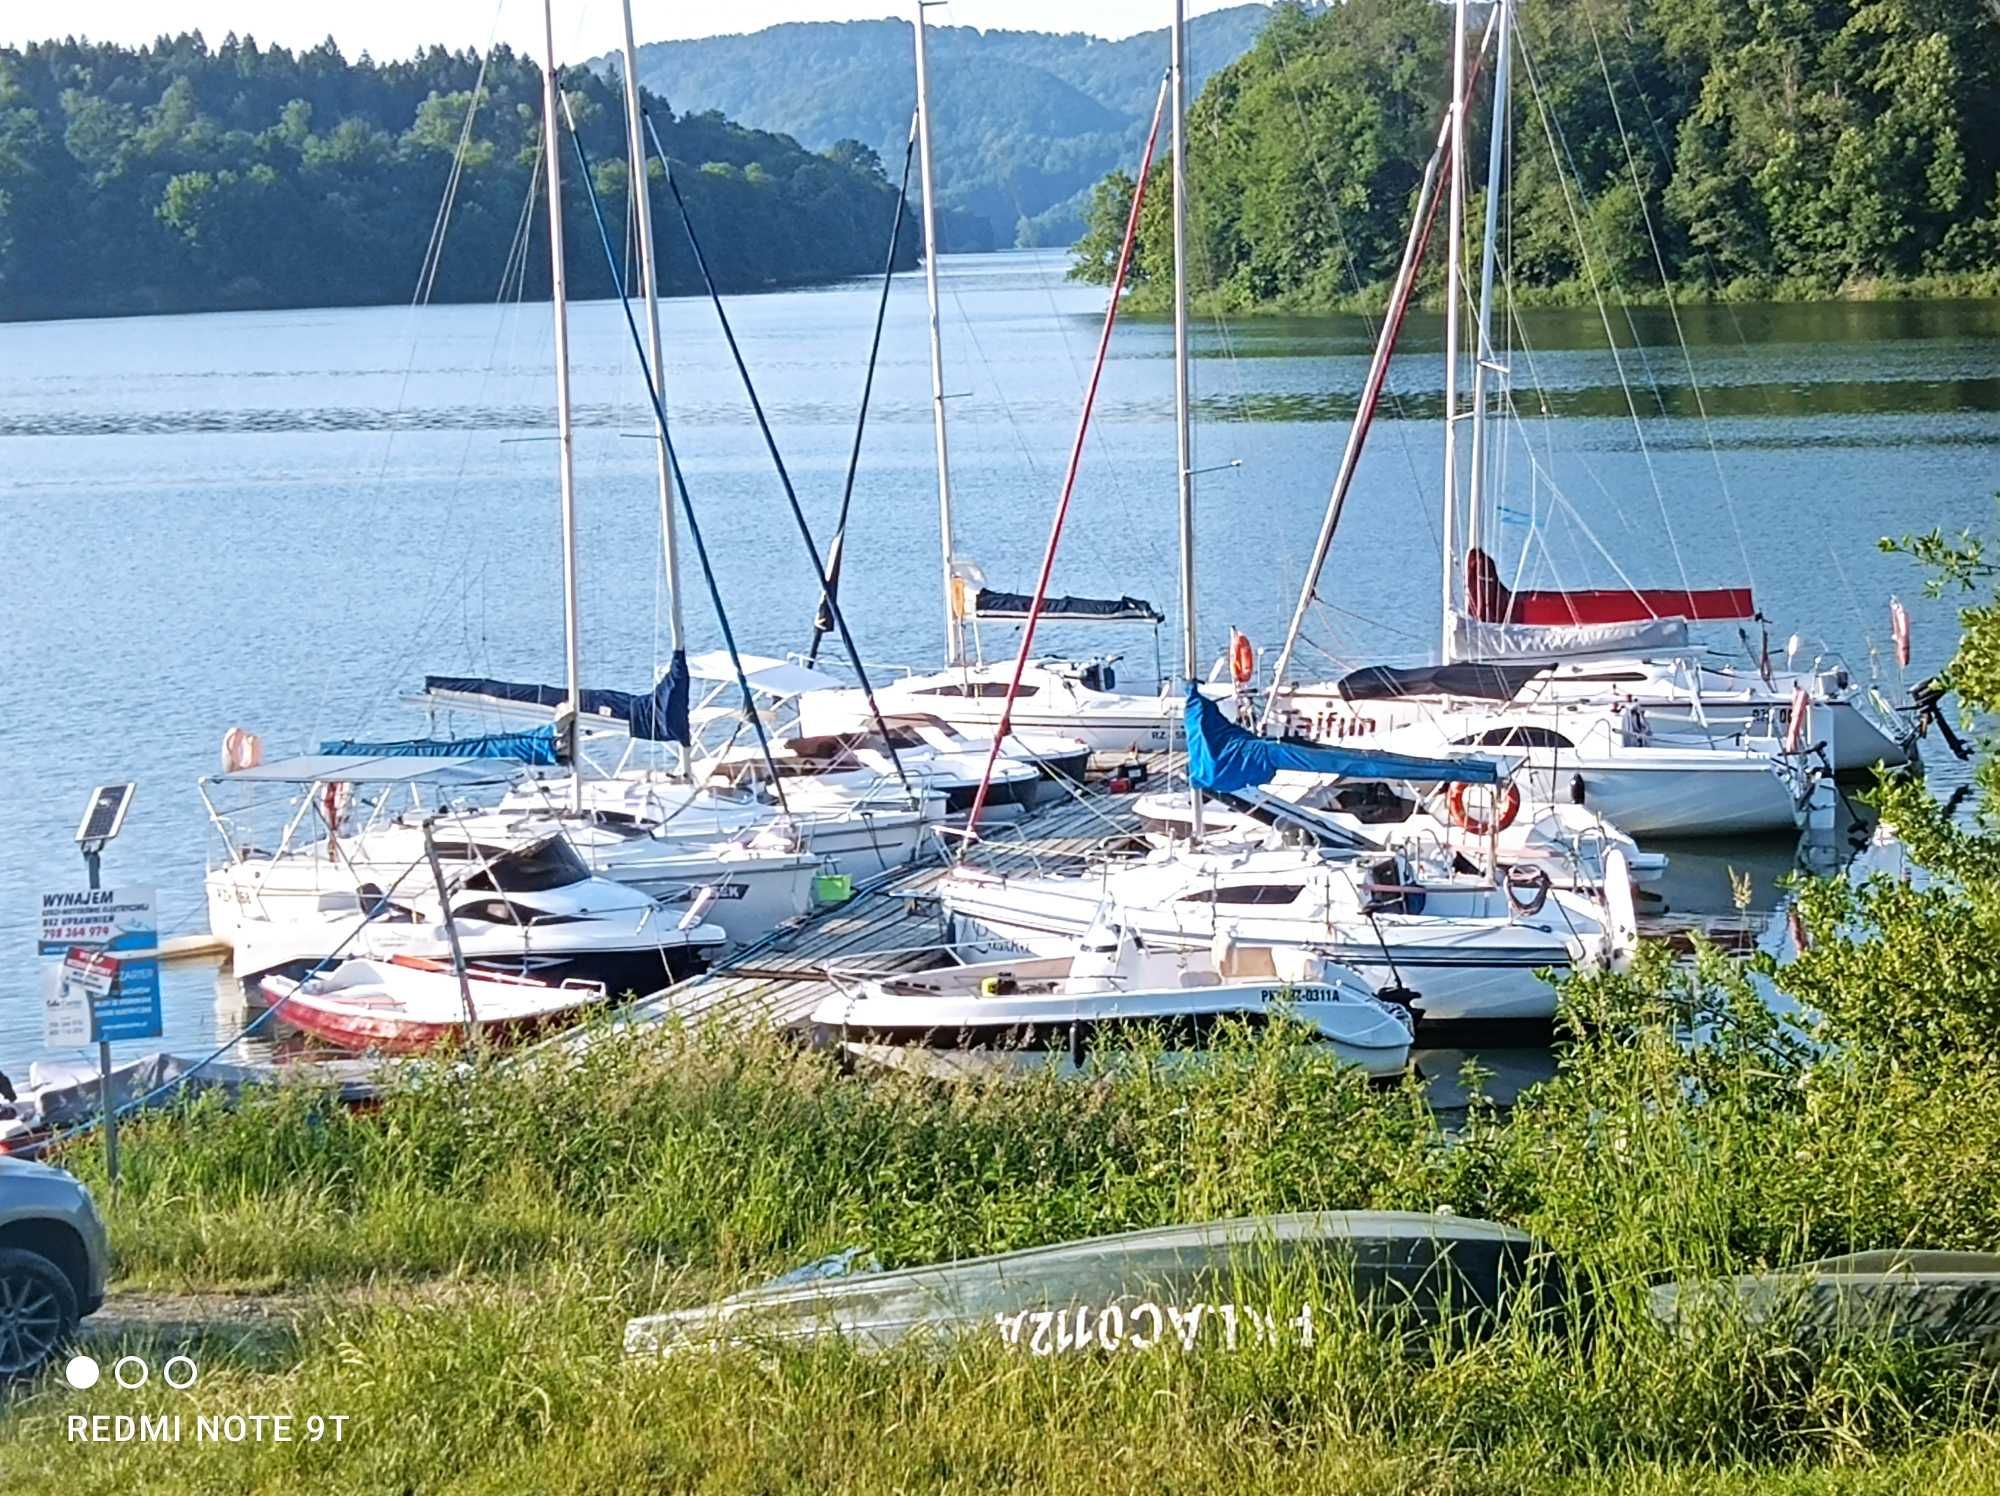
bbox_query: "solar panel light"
[75,783,136,851]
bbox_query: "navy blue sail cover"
[426,650,690,744]
[1337,662,1540,703]
[316,726,562,765]
[1185,685,1499,793]
[972,588,1165,624]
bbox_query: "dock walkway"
[622,756,1176,1033]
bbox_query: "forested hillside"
[1072,0,2000,308]
[0,33,917,322]
[617,8,1285,251]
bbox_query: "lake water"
[3,249,1996,1070]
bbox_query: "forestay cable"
[808,115,920,665]
[641,110,914,796]
[557,94,794,814]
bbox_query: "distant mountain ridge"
[608,8,1291,250]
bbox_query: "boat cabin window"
[1452,726,1575,750]
[1176,884,1303,906]
[1331,782,1417,825]
[458,838,591,893]
[911,682,1039,699]
[453,898,524,925]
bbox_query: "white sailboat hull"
[934,866,1615,1023]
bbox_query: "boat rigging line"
[639,108,916,798]
[1261,18,1497,722]
[554,90,794,816]
[1514,28,1693,602]
[808,114,920,666]
[960,74,1173,844]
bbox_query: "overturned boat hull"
[627,1211,1551,1359]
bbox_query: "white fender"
[1601,847,1637,967]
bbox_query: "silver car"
[0,1155,109,1378]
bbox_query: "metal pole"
[618,1,686,695]
[1466,0,1511,581]
[421,820,479,1043]
[912,2,961,667]
[1440,0,1471,665]
[542,0,585,811]
[84,848,116,1189]
[1171,0,1202,839]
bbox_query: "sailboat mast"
[912,3,961,668]
[618,0,685,662]
[1439,0,1470,666]
[541,1,584,808]
[1171,0,1201,836]
[1466,0,1510,583]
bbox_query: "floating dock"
[623,757,1172,1034]
[615,749,1751,1049]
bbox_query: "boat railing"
[928,819,1042,872]
[820,938,1001,988]
[783,651,923,685]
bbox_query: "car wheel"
[0,1248,79,1381]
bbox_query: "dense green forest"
[619,9,1284,252]
[0,33,917,322]
[1072,0,2000,309]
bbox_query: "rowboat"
[259,954,608,1053]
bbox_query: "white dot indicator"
[64,1354,100,1390]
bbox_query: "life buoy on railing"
[1230,630,1255,687]
[1445,780,1520,837]
[1504,862,1551,918]
[220,726,263,773]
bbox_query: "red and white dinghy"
[259,955,609,1054]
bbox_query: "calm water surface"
[3,249,1996,1068]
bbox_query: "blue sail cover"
[1184,685,1500,793]
[426,650,690,745]
[317,726,561,765]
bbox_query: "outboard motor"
[1081,660,1118,693]
[1912,677,1971,761]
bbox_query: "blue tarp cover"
[1185,685,1500,793]
[317,726,561,766]
[426,650,690,744]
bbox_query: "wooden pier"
[621,757,1174,1034]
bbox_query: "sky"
[2,2,1265,63]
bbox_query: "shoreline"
[1100,267,2000,320]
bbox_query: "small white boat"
[260,955,610,1053]
[809,921,1414,1079]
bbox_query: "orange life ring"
[1230,632,1255,686]
[1445,779,1520,837]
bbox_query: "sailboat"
[1258,0,1915,838]
[1130,766,1665,896]
[791,4,1189,762]
[926,3,1635,1028]
[209,4,845,997]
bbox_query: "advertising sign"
[37,887,162,1045]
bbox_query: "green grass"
[10,969,2000,1493]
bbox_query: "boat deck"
[620,756,1174,1033]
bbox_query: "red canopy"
[1465,550,1754,628]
